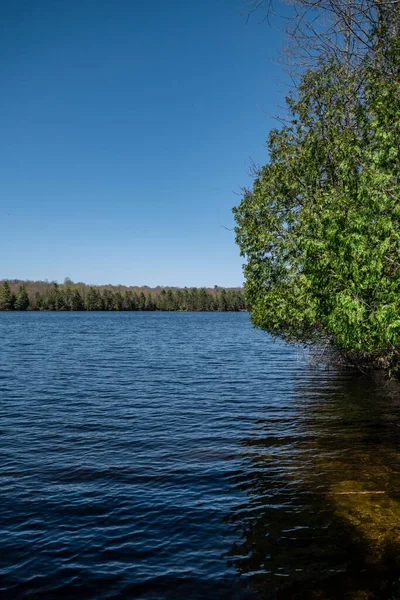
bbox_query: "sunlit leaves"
[234,49,400,374]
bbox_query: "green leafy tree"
[234,45,400,374]
[15,285,30,310]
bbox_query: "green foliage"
[71,289,84,311]
[85,287,104,311]
[49,283,65,310]
[234,48,400,374]
[0,281,247,313]
[15,285,30,311]
[0,281,15,310]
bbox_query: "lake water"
[1,312,400,599]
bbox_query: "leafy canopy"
[234,45,400,372]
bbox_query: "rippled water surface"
[1,312,400,599]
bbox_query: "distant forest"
[0,279,247,312]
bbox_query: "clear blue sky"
[1,0,287,287]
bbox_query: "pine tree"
[47,283,65,310]
[146,295,155,310]
[14,285,30,310]
[166,289,177,310]
[113,291,123,310]
[158,289,167,310]
[86,287,103,310]
[35,292,44,310]
[218,289,228,312]
[0,281,14,310]
[71,289,84,311]
[139,292,147,310]
[102,289,114,310]
[198,288,210,311]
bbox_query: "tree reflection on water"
[226,371,400,599]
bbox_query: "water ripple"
[1,312,400,599]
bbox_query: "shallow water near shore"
[1,311,400,599]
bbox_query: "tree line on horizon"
[0,280,247,312]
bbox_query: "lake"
[1,312,400,599]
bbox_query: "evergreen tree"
[14,285,30,310]
[123,291,136,310]
[218,289,228,312]
[133,292,140,310]
[234,41,400,374]
[71,289,84,311]
[46,283,66,310]
[86,287,103,310]
[63,288,72,310]
[145,294,155,310]
[35,292,44,311]
[0,280,247,314]
[188,288,199,311]
[166,289,177,310]
[139,292,147,310]
[175,289,184,310]
[113,291,123,310]
[182,288,190,311]
[198,288,209,311]
[101,289,114,310]
[0,281,14,310]
[158,289,167,310]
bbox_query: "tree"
[234,41,400,374]
[158,289,168,310]
[15,285,30,310]
[146,294,156,310]
[218,289,229,312]
[244,0,400,74]
[41,282,65,310]
[35,292,44,310]
[189,288,199,311]
[198,288,209,311]
[113,291,123,310]
[71,289,84,311]
[85,287,103,311]
[138,292,147,310]
[0,281,15,310]
[102,289,114,310]
[123,291,136,310]
[0,280,247,314]
[166,289,177,311]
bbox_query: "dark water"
[1,312,400,600]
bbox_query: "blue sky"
[1,0,287,287]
